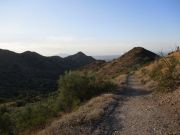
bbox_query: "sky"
[0,0,180,56]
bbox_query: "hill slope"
[64,51,95,68]
[0,49,95,98]
[36,50,180,135]
[135,50,180,91]
[96,47,159,79]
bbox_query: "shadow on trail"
[118,86,152,97]
[91,95,124,135]
[91,75,152,135]
[117,74,152,97]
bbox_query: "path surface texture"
[92,75,180,135]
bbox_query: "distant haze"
[58,53,120,61]
[92,55,120,61]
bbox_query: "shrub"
[0,106,14,135]
[13,103,55,132]
[16,100,26,107]
[0,71,117,134]
[149,56,180,92]
[56,71,116,111]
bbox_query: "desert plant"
[0,106,14,135]
[0,71,117,134]
[149,56,180,92]
[56,71,116,112]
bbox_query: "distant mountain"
[64,52,95,68]
[92,55,120,61]
[0,49,95,98]
[90,47,159,79]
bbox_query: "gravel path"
[92,75,180,135]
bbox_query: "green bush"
[56,71,116,111]
[0,101,57,134]
[0,107,14,135]
[13,102,57,133]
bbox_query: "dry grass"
[135,51,180,91]
[0,101,17,107]
[135,68,157,90]
[35,94,117,135]
[95,47,158,79]
[114,74,128,85]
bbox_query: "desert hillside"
[0,1,179,134]
[81,47,159,79]
[0,49,95,99]
[0,47,179,135]
[135,50,180,91]
[34,48,180,135]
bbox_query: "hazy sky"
[0,0,180,56]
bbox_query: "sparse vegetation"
[0,71,116,135]
[0,49,95,101]
[55,71,117,112]
[37,94,118,135]
[1,47,179,135]
[93,47,159,79]
[149,56,180,92]
[0,106,13,135]
[0,101,56,135]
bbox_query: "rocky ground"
[92,75,180,135]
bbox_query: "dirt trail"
[92,75,180,135]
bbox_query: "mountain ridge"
[81,47,159,79]
[0,49,95,98]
